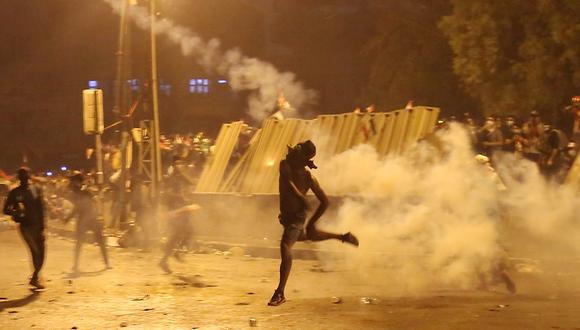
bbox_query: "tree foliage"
[439,0,580,120]
[361,1,475,115]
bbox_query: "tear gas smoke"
[313,124,580,293]
[103,0,317,122]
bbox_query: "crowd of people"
[437,96,579,182]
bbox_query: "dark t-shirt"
[3,184,45,228]
[501,126,516,152]
[278,159,312,224]
[547,129,568,150]
[164,171,189,210]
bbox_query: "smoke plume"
[313,124,580,294]
[103,0,317,122]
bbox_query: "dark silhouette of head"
[287,140,317,169]
[69,171,84,190]
[17,167,31,185]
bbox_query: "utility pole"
[113,0,131,229]
[150,0,162,197]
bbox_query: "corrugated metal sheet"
[195,121,245,192]
[197,106,440,193]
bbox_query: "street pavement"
[1,227,580,329]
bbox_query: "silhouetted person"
[3,167,46,289]
[478,116,504,157]
[521,110,545,163]
[130,175,156,250]
[159,156,197,274]
[268,140,359,306]
[65,172,110,273]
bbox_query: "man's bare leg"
[308,228,359,246]
[269,229,301,306]
[276,240,294,292]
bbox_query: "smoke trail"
[314,124,580,293]
[103,0,317,122]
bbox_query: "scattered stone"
[0,297,7,300]
[67,291,75,294]
[120,321,128,327]
[48,299,57,303]
[331,296,342,304]
[71,327,78,329]
[8,310,18,314]
[360,297,376,305]
[249,317,257,327]
[260,278,269,283]
[235,302,250,306]
[247,292,255,295]
[497,304,509,309]
[143,308,155,311]
[131,295,150,301]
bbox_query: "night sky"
[0,0,463,171]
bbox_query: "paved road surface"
[1,229,580,329]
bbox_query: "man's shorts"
[282,225,307,242]
[279,214,307,242]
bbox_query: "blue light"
[189,78,210,93]
[217,79,228,84]
[88,80,99,89]
[60,166,68,171]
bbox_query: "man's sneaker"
[158,260,172,274]
[29,277,45,290]
[267,291,286,306]
[341,232,359,247]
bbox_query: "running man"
[3,167,46,289]
[65,172,110,273]
[268,140,359,306]
[158,156,199,274]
